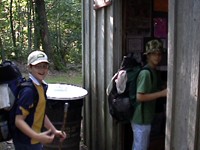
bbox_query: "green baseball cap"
[144,39,165,55]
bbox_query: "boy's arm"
[15,115,38,138]
[136,69,167,102]
[44,115,57,133]
[15,114,55,144]
[137,88,167,102]
[44,115,66,140]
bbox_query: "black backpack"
[106,54,152,123]
[0,60,38,142]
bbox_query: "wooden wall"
[82,0,124,150]
[166,0,200,149]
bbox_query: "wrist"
[32,132,40,141]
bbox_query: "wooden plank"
[82,0,92,149]
[167,0,200,149]
[197,52,200,149]
[90,4,98,150]
[105,4,115,150]
[187,0,200,149]
[96,8,106,150]
[112,0,124,150]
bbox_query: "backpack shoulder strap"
[106,71,119,95]
[20,80,39,111]
[139,67,153,83]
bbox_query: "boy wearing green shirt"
[131,39,167,150]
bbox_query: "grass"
[22,70,83,86]
[19,62,83,86]
[45,70,83,86]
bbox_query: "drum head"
[47,84,88,100]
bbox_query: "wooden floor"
[149,135,165,150]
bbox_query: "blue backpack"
[0,60,38,142]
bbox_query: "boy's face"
[29,62,49,82]
[147,51,162,66]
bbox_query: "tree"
[0,37,5,61]
[34,0,52,60]
[10,0,17,54]
[0,0,82,70]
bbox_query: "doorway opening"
[122,0,168,149]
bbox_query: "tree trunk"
[10,0,17,54]
[34,0,52,60]
[0,38,5,61]
[34,0,40,50]
[27,0,33,53]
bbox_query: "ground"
[0,141,14,150]
[0,141,88,150]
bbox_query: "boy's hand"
[54,130,67,142]
[38,129,55,144]
[160,89,167,97]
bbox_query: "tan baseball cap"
[27,50,49,65]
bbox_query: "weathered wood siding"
[82,0,200,149]
[82,0,124,150]
[166,0,200,149]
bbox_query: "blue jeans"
[131,122,151,150]
[13,141,43,150]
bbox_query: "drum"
[44,84,88,150]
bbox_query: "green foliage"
[47,0,82,65]
[52,54,67,71]
[0,0,82,69]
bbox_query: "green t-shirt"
[132,67,159,124]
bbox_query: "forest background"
[0,0,82,149]
[0,0,82,85]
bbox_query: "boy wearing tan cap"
[131,39,167,150]
[13,50,66,150]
